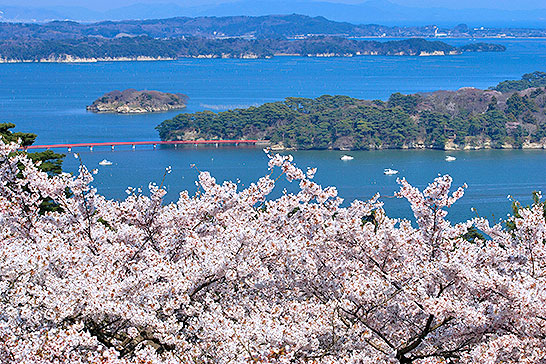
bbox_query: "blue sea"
[1,38,546,221]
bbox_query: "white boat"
[445,155,456,161]
[383,168,399,175]
[340,155,354,161]
[98,159,113,166]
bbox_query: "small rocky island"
[87,89,188,114]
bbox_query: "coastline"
[0,56,177,64]
[0,51,465,64]
[167,139,546,151]
[348,36,546,40]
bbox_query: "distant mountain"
[0,5,66,22]
[191,0,546,27]
[0,3,191,22]
[0,15,370,40]
[1,0,546,27]
[0,14,546,40]
[0,14,544,41]
[103,3,190,21]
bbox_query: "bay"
[1,38,546,221]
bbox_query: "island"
[87,89,188,114]
[156,72,546,151]
[0,37,504,63]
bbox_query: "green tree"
[0,123,64,175]
[387,93,421,114]
[0,123,65,212]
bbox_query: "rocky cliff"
[87,89,188,114]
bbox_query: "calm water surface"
[1,38,546,220]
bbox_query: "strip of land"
[0,37,504,63]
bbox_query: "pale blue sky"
[3,0,546,11]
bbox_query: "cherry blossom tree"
[0,139,544,363]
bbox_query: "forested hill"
[0,37,504,62]
[4,15,357,40]
[492,71,546,92]
[0,14,544,40]
[157,79,546,151]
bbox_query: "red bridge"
[24,140,260,151]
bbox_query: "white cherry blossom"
[0,140,544,363]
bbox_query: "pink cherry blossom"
[0,139,544,363]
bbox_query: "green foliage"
[461,227,486,243]
[0,123,65,212]
[387,93,421,114]
[0,123,65,175]
[481,110,510,147]
[493,71,546,92]
[487,96,498,111]
[506,191,546,232]
[158,95,424,150]
[0,122,36,146]
[505,93,537,118]
[28,150,65,175]
[419,111,449,148]
[457,43,506,53]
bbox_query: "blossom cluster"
[0,139,545,363]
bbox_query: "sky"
[2,0,545,11]
[390,0,546,9]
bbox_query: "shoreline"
[347,36,546,40]
[0,51,469,64]
[161,140,546,152]
[0,56,177,64]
